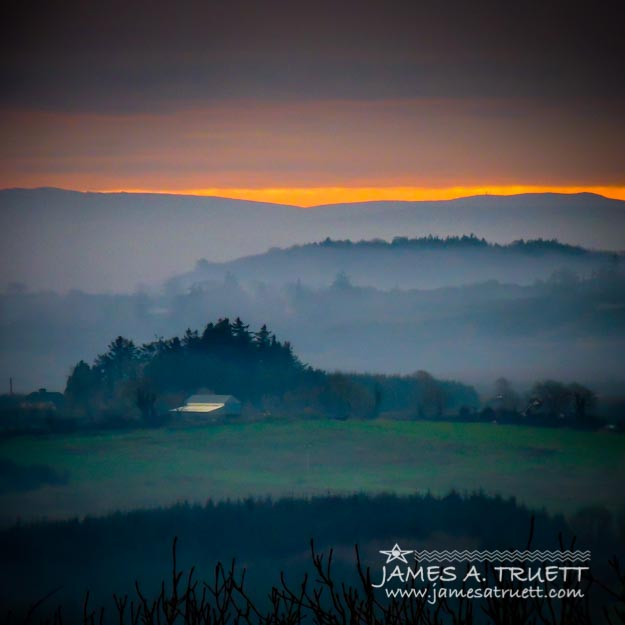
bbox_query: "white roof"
[186,394,239,404]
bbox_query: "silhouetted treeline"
[1,317,613,430]
[344,371,479,419]
[3,255,624,397]
[6,538,624,625]
[58,318,479,424]
[1,492,623,623]
[169,234,621,294]
[300,234,592,254]
[458,377,605,429]
[64,318,314,421]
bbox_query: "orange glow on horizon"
[90,185,625,207]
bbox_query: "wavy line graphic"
[411,550,591,562]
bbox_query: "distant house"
[171,394,242,417]
[23,388,65,412]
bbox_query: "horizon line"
[2,185,625,206]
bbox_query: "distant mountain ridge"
[1,188,624,292]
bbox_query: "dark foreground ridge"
[6,534,625,625]
[2,492,624,623]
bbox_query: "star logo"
[380,543,413,564]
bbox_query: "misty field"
[0,419,623,526]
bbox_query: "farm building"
[23,388,65,411]
[170,394,241,417]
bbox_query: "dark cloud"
[2,0,624,113]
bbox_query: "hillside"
[168,235,620,291]
[1,189,624,292]
[2,264,624,392]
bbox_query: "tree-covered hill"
[62,318,478,423]
[168,235,621,292]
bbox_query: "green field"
[0,419,623,526]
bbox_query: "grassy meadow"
[0,419,623,526]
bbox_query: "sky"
[1,0,625,206]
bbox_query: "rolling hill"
[1,188,624,292]
[167,236,619,291]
